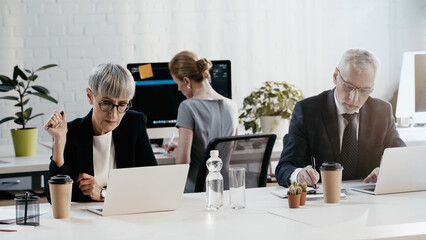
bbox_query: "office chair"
[194,133,276,192]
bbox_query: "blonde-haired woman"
[165,51,238,192]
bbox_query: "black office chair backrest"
[194,133,276,192]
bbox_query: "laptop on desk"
[351,146,426,195]
[87,164,189,216]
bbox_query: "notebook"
[351,146,426,195]
[87,164,189,216]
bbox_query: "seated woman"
[165,51,238,192]
[45,63,157,202]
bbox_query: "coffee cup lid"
[319,162,344,171]
[48,174,73,184]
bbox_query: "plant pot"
[300,191,307,206]
[11,128,38,157]
[260,116,289,140]
[287,194,301,208]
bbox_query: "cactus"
[299,182,307,192]
[287,181,302,195]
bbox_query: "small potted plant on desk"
[287,181,302,208]
[239,81,303,139]
[299,182,307,206]
[0,64,58,156]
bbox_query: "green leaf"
[23,108,33,120]
[24,69,32,74]
[0,96,19,101]
[0,84,14,92]
[28,74,38,81]
[28,113,43,121]
[0,117,16,125]
[35,64,58,72]
[30,92,58,104]
[14,118,23,125]
[13,66,28,81]
[18,81,25,88]
[32,85,50,94]
[14,98,30,107]
[0,75,12,84]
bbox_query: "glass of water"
[229,167,245,209]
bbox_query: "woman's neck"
[191,80,224,100]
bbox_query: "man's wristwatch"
[100,187,106,201]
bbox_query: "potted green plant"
[239,81,303,138]
[287,181,302,208]
[0,64,58,156]
[299,182,308,206]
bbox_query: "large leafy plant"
[239,81,303,133]
[0,64,58,129]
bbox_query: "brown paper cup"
[49,175,73,219]
[320,169,342,203]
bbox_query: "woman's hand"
[77,173,103,201]
[164,142,178,154]
[44,110,67,140]
[44,110,67,167]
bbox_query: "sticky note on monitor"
[138,64,154,79]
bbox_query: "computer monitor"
[127,60,232,139]
[396,51,426,124]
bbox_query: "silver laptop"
[351,146,426,195]
[87,164,189,216]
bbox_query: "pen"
[46,111,64,130]
[311,156,317,189]
[168,132,175,146]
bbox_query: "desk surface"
[1,182,426,239]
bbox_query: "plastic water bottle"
[206,150,223,211]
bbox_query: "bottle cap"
[48,174,73,184]
[210,150,219,158]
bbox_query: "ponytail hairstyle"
[169,51,212,82]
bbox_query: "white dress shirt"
[289,91,360,183]
[93,131,116,187]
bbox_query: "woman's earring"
[187,85,191,89]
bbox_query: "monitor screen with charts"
[127,61,232,139]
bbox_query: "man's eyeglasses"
[336,68,373,96]
[98,100,132,113]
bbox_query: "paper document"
[270,186,347,200]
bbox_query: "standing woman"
[44,63,157,202]
[165,51,238,193]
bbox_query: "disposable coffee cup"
[48,174,73,218]
[319,162,343,203]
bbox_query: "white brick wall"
[1,0,426,144]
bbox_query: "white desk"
[1,182,426,239]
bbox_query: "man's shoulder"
[298,89,332,107]
[364,96,392,111]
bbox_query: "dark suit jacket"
[275,89,406,187]
[46,110,158,202]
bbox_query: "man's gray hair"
[338,48,380,75]
[88,63,135,100]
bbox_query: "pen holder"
[15,193,40,226]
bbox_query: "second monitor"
[127,60,232,139]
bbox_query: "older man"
[275,48,406,188]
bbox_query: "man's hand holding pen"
[297,165,320,188]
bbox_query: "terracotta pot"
[300,191,307,206]
[287,194,301,208]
